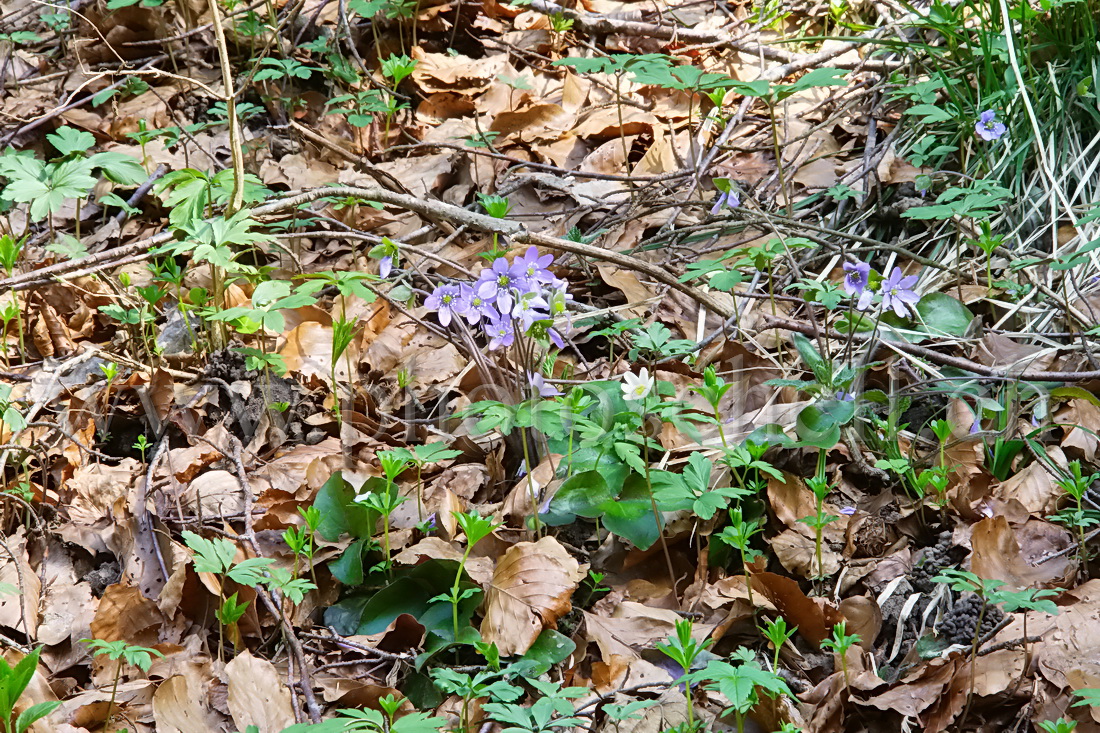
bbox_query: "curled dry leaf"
[480,536,585,656]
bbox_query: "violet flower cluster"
[424,247,571,350]
[842,262,920,318]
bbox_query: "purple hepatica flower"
[458,284,498,325]
[710,189,740,215]
[379,255,393,279]
[529,372,562,398]
[835,390,856,402]
[512,292,550,331]
[515,247,555,286]
[484,315,514,351]
[477,257,526,313]
[879,266,920,318]
[842,261,874,310]
[424,284,467,327]
[970,416,982,434]
[976,110,1007,141]
[839,505,857,516]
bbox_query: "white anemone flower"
[622,368,654,402]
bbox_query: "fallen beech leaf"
[857,658,956,717]
[0,528,41,636]
[771,528,841,579]
[751,571,843,648]
[596,265,656,317]
[226,650,296,733]
[970,516,1073,588]
[1036,580,1100,690]
[838,595,881,651]
[90,583,163,646]
[153,675,224,732]
[991,447,1067,516]
[480,536,585,656]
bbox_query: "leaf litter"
[0,0,1098,731]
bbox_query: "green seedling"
[656,619,713,728]
[759,616,797,670]
[820,621,861,688]
[80,639,163,729]
[432,511,500,644]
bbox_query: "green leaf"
[795,401,851,448]
[226,557,275,586]
[0,647,41,722]
[792,332,829,384]
[598,474,660,550]
[392,710,448,733]
[314,472,376,541]
[88,151,147,186]
[329,538,367,586]
[914,293,974,337]
[47,126,95,157]
[508,630,576,678]
[547,470,616,522]
[15,700,60,733]
[181,531,236,575]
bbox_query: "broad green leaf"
[508,630,576,678]
[88,151,146,186]
[914,293,974,337]
[47,126,94,156]
[314,472,376,541]
[598,475,660,550]
[547,470,616,522]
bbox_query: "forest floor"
[1,0,1100,731]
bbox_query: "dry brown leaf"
[36,544,95,646]
[183,470,244,517]
[596,265,656,317]
[0,528,41,637]
[226,650,296,733]
[990,447,1068,516]
[974,333,1057,372]
[752,571,842,648]
[857,658,956,717]
[89,583,163,646]
[1037,580,1100,690]
[480,536,584,656]
[394,538,494,586]
[583,603,696,687]
[838,596,881,651]
[153,675,225,732]
[767,474,847,542]
[412,49,507,94]
[1059,399,1100,462]
[771,528,841,579]
[970,516,1073,588]
[279,319,360,386]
